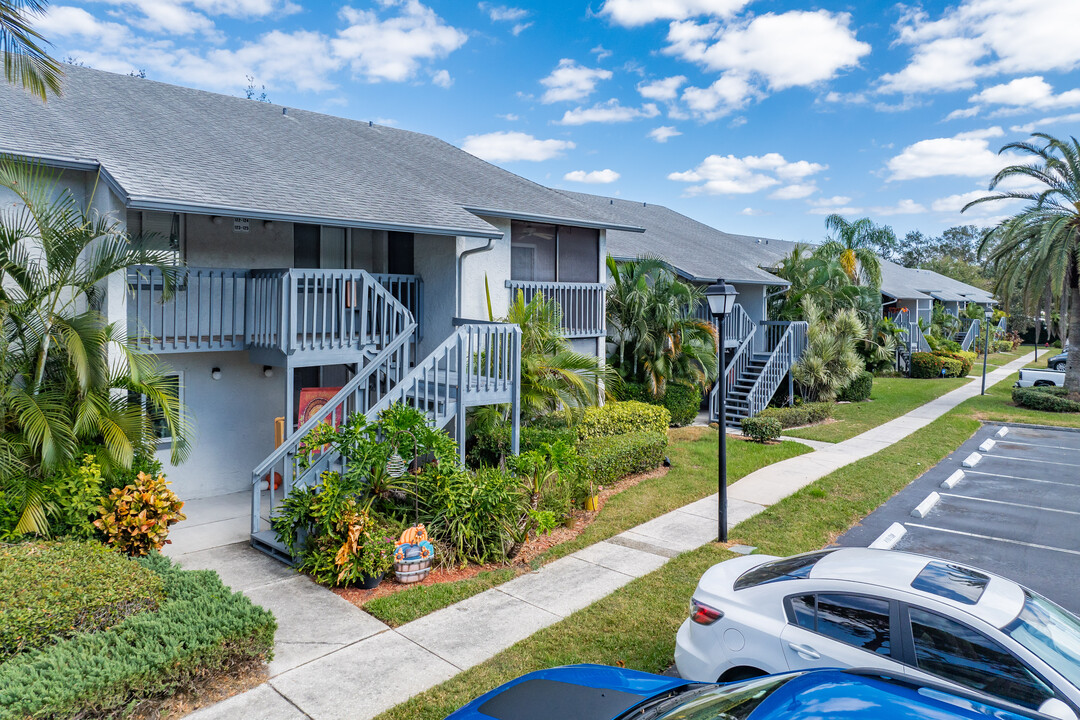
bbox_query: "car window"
[908,607,1055,709]
[816,594,892,656]
[733,551,833,591]
[789,594,815,631]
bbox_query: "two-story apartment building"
[0,66,640,554]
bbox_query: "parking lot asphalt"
[837,422,1080,613]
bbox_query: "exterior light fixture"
[704,278,738,543]
[263,365,274,378]
[211,367,222,380]
[211,216,224,225]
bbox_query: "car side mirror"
[1039,698,1078,720]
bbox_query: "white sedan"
[674,548,1080,720]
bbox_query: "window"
[789,594,816,630]
[130,373,181,445]
[510,221,556,282]
[908,607,1054,709]
[556,226,599,283]
[388,231,414,275]
[734,550,833,590]
[910,561,989,605]
[816,594,892,657]
[127,210,182,257]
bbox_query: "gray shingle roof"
[559,191,787,285]
[0,65,631,237]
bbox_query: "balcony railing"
[505,280,605,338]
[128,266,422,356]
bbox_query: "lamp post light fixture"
[705,278,738,543]
[981,308,994,395]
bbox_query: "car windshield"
[1006,590,1080,690]
[733,551,832,591]
[653,674,794,720]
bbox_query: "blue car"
[443,664,1048,720]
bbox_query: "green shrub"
[758,402,834,428]
[992,339,1014,353]
[95,472,187,556]
[940,357,963,377]
[576,431,667,488]
[417,465,526,565]
[934,350,976,376]
[663,384,702,427]
[837,371,873,402]
[468,423,578,467]
[0,554,276,720]
[46,454,106,539]
[741,417,782,443]
[911,352,947,378]
[616,382,660,404]
[1012,386,1080,413]
[926,335,962,353]
[0,540,165,661]
[578,401,671,440]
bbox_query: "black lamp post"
[981,307,994,395]
[705,278,738,543]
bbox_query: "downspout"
[456,238,495,317]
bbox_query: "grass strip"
[364,435,808,626]
[784,376,968,443]
[373,410,980,720]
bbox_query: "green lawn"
[373,406,984,720]
[363,431,808,626]
[961,371,1080,430]
[783,376,968,443]
[982,344,1032,369]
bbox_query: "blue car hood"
[443,664,695,720]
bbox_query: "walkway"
[186,353,1034,720]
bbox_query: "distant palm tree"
[1,0,63,100]
[967,133,1080,395]
[819,214,892,287]
[605,255,667,372]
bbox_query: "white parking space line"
[939,493,1080,517]
[993,439,1080,451]
[964,470,1078,488]
[906,523,1080,558]
[989,455,1077,468]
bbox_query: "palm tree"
[0,157,190,533]
[819,214,893,287]
[504,290,616,419]
[633,273,718,395]
[605,255,667,372]
[2,0,63,100]
[965,133,1080,395]
[792,299,866,402]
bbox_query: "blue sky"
[36,0,1080,243]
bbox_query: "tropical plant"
[818,214,894,286]
[792,299,866,402]
[93,472,186,555]
[505,290,616,419]
[966,133,1080,396]
[606,256,718,395]
[769,246,879,321]
[0,158,189,535]
[1,0,63,100]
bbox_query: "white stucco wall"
[154,351,285,499]
[414,233,458,358]
[458,217,512,322]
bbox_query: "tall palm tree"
[0,157,190,533]
[2,0,63,100]
[965,133,1080,395]
[633,273,718,395]
[605,255,667,372]
[819,214,892,287]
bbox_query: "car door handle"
[788,642,821,660]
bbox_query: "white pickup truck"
[1015,367,1065,387]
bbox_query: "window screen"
[511,221,556,281]
[557,226,599,282]
[816,594,891,656]
[388,231,414,275]
[909,607,1054,709]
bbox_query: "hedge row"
[0,552,276,719]
[577,401,671,439]
[837,371,874,402]
[935,350,976,377]
[912,352,964,379]
[757,402,834,428]
[577,431,668,487]
[741,416,782,443]
[0,540,165,661]
[1012,386,1080,413]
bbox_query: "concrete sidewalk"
[188,353,1034,720]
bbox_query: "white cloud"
[1010,111,1080,134]
[557,99,660,125]
[477,2,528,22]
[648,126,682,143]
[886,127,1019,181]
[637,75,686,101]
[970,76,1080,110]
[39,6,131,46]
[681,73,757,119]
[189,0,300,17]
[670,152,827,196]
[870,198,926,215]
[497,112,519,121]
[540,59,612,103]
[931,190,993,213]
[809,195,853,207]
[564,169,621,184]
[591,45,613,61]
[462,131,575,162]
[665,11,870,90]
[739,207,770,216]
[770,183,818,200]
[880,0,1080,95]
[431,69,453,87]
[809,205,863,215]
[600,0,751,27]
[945,106,981,120]
[332,1,467,83]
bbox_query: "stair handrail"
[744,323,795,417]
[910,322,931,353]
[960,318,980,351]
[708,303,757,422]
